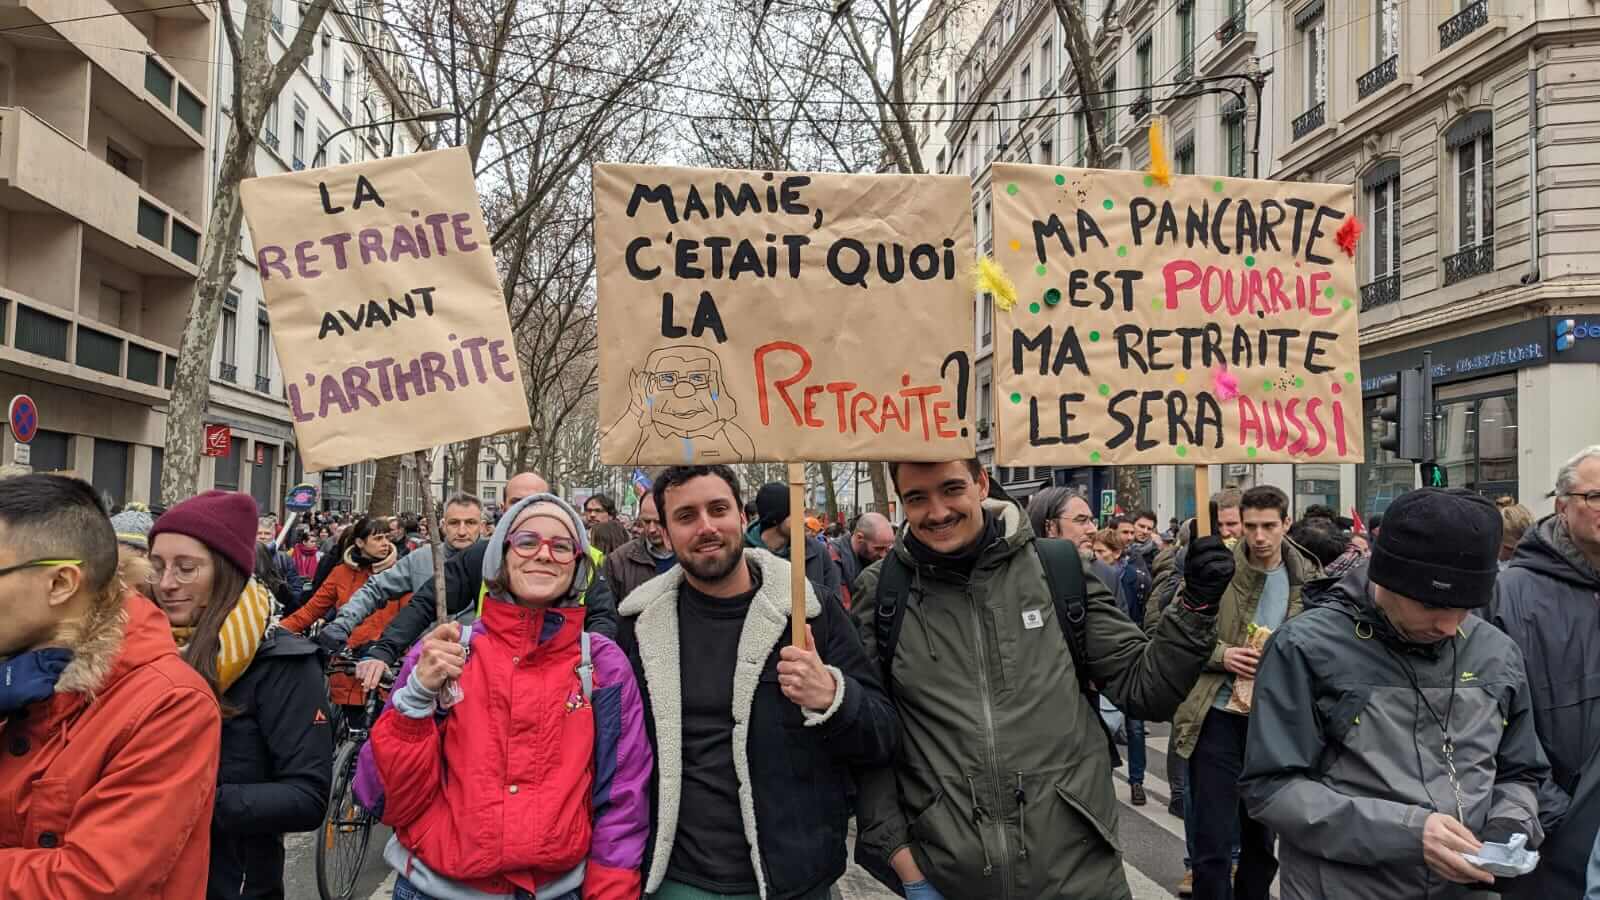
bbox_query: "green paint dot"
[1035,264,1047,276]
[1098,383,1111,396]
[1151,297,1163,309]
[1323,286,1335,298]
[1090,451,1102,463]
[1043,287,1062,306]
[1246,446,1258,458]
[1006,182,1019,195]
[1102,198,1114,210]
[1117,245,1129,257]
[1264,380,1274,392]
[1295,377,1305,388]
[1213,180,1225,192]
[1054,173,1066,185]
[1029,302,1041,314]
[1176,445,1188,458]
[1089,330,1101,342]
[1341,297,1353,310]
[1143,175,1155,187]
[1344,371,1356,383]
[1010,392,1022,404]
[1244,255,1256,267]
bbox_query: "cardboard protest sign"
[595,164,975,465]
[240,147,528,471]
[991,164,1363,466]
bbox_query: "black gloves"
[1478,817,1523,845]
[315,621,351,654]
[1180,536,1235,614]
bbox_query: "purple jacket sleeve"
[352,643,426,816]
[583,636,653,900]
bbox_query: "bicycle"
[316,650,393,900]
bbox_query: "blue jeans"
[1126,717,1146,784]
[394,875,578,900]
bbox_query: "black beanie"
[1369,488,1502,608]
[755,482,789,530]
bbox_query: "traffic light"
[1420,462,1448,488]
[1378,352,1435,463]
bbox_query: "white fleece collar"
[623,548,821,897]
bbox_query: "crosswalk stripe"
[1127,862,1179,899]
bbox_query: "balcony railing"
[255,374,272,393]
[1176,52,1194,83]
[1357,54,1398,99]
[263,131,279,152]
[1216,10,1244,44]
[135,195,201,266]
[1129,91,1151,121]
[293,158,305,170]
[1359,274,1400,311]
[1443,241,1494,285]
[1291,102,1326,140]
[219,362,238,383]
[2,287,179,393]
[1440,0,1488,50]
[320,76,333,97]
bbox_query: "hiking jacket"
[0,593,220,898]
[743,524,844,610]
[1171,538,1317,759]
[326,541,465,636]
[1493,514,1600,898]
[603,536,664,603]
[1241,569,1548,900]
[364,541,619,666]
[210,630,333,899]
[850,501,1216,900]
[282,546,411,705]
[370,600,651,900]
[616,548,899,899]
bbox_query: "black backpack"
[873,538,1121,766]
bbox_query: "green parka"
[851,501,1217,900]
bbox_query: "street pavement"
[284,724,1216,900]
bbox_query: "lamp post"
[313,105,454,164]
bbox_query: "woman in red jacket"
[281,516,405,725]
[368,494,653,900]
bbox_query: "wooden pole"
[1193,466,1212,538]
[414,450,448,625]
[787,462,807,647]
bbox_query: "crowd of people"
[2,444,1599,900]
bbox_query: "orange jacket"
[283,559,410,706]
[0,592,221,897]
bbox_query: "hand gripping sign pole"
[789,462,807,646]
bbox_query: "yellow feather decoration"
[1148,118,1172,187]
[974,256,1018,311]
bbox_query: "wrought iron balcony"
[1291,102,1326,141]
[1357,54,1398,100]
[1443,241,1494,285]
[219,363,238,384]
[262,131,279,152]
[1217,10,1244,45]
[1440,0,1488,50]
[1359,274,1400,311]
[1176,53,1194,83]
[255,374,272,393]
[292,158,305,170]
[320,76,332,97]
[1129,91,1152,121]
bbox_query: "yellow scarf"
[171,579,275,693]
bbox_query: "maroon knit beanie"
[149,490,261,577]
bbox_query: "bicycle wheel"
[315,740,372,900]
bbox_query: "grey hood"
[482,492,593,602]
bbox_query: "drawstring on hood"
[482,492,593,604]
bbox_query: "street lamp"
[313,105,455,164]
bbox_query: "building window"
[1177,2,1195,79]
[1369,172,1401,280]
[1039,137,1053,164]
[980,294,992,347]
[271,0,284,34]
[342,60,355,118]
[998,92,1010,149]
[214,437,241,492]
[1377,0,1400,59]
[1175,136,1195,174]
[255,310,272,393]
[977,374,992,433]
[1434,389,1517,496]
[314,125,329,167]
[1136,35,1153,99]
[1074,111,1087,165]
[1456,131,1494,249]
[1098,74,1116,147]
[219,293,238,382]
[291,100,306,168]
[1293,463,1341,517]
[1300,7,1327,108]
[1223,103,1246,177]
[1360,394,1413,515]
[485,461,496,480]
[264,97,279,146]
[1039,40,1052,87]
[1020,65,1031,109]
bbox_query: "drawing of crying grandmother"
[618,344,755,464]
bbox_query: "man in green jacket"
[852,460,1230,900]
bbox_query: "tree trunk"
[1115,466,1146,514]
[460,436,482,494]
[366,455,403,517]
[1051,0,1108,168]
[820,461,839,523]
[159,0,331,504]
[869,462,892,516]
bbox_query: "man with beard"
[603,492,676,601]
[853,460,1228,899]
[616,465,898,899]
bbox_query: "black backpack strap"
[873,553,913,701]
[1035,538,1122,768]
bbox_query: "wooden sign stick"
[788,462,807,647]
[1193,466,1212,539]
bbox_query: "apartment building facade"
[0,0,215,509]
[207,0,430,517]
[944,0,1600,523]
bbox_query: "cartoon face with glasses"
[615,344,755,464]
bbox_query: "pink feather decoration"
[1212,364,1239,401]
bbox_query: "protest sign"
[594,163,976,465]
[240,147,527,471]
[991,163,1363,466]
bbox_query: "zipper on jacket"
[967,589,1012,898]
[1014,771,1029,860]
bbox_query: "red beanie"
[149,490,261,577]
